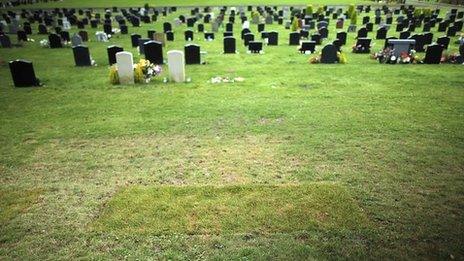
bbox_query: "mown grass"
[0,3,464,260]
[94,184,368,235]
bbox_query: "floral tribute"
[372,48,422,64]
[109,59,162,85]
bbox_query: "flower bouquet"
[134,59,162,84]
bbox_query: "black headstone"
[72,45,92,66]
[320,44,338,63]
[107,45,123,65]
[9,60,40,87]
[144,40,163,64]
[185,44,201,64]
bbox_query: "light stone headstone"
[153,32,166,47]
[242,20,250,29]
[116,51,134,84]
[167,50,185,83]
[71,33,83,47]
[63,21,71,30]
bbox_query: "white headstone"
[63,21,71,30]
[167,50,185,83]
[116,51,134,84]
[242,21,250,29]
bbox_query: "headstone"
[78,31,89,42]
[49,33,62,48]
[116,51,134,84]
[400,31,410,39]
[243,33,254,46]
[16,30,27,42]
[167,50,186,83]
[154,32,166,47]
[131,34,141,47]
[166,31,174,41]
[71,33,82,47]
[144,40,163,64]
[376,27,387,39]
[268,31,278,45]
[311,33,322,45]
[9,60,40,87]
[354,38,371,53]
[184,30,194,41]
[163,22,172,33]
[299,40,316,53]
[289,32,300,45]
[424,44,443,64]
[95,32,108,42]
[357,27,368,38]
[336,31,347,45]
[248,41,263,53]
[204,32,214,40]
[388,39,415,56]
[38,24,48,34]
[437,36,450,50]
[409,34,425,52]
[320,44,338,63]
[319,27,328,39]
[185,44,201,64]
[72,45,92,66]
[223,36,236,53]
[107,45,123,65]
[138,38,151,55]
[0,34,12,48]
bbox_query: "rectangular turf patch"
[94,183,367,235]
[0,188,42,226]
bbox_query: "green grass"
[94,184,367,235]
[0,188,42,226]
[6,0,371,8]
[1,3,464,260]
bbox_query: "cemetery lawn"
[1,5,464,260]
[9,0,371,8]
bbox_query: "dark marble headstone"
[376,27,387,39]
[17,30,27,42]
[131,33,141,47]
[138,38,150,55]
[437,36,450,50]
[72,45,92,66]
[320,44,338,63]
[163,22,172,32]
[409,34,425,52]
[311,33,321,45]
[107,45,123,65]
[223,36,236,53]
[0,34,12,48]
[204,32,214,40]
[9,60,40,87]
[357,27,368,38]
[424,44,443,64]
[336,31,347,45]
[319,27,328,39]
[49,33,62,48]
[243,33,254,46]
[184,30,194,41]
[166,31,174,41]
[184,44,201,64]
[268,31,278,45]
[144,40,163,64]
[299,40,316,53]
[289,32,300,45]
[248,41,263,53]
